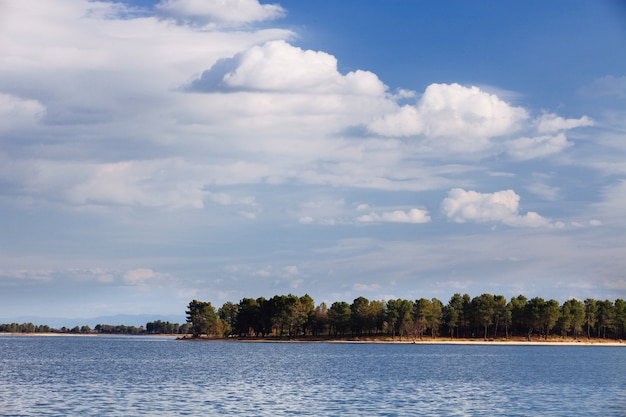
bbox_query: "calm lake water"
[1,335,625,416]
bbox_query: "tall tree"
[614,299,626,340]
[540,299,561,340]
[509,295,528,337]
[596,300,615,339]
[584,298,598,339]
[385,299,413,340]
[367,300,386,335]
[236,298,260,337]
[291,294,315,337]
[426,298,443,339]
[493,295,508,338]
[186,300,217,337]
[328,301,351,336]
[218,301,238,337]
[350,296,370,336]
[444,293,463,338]
[563,298,585,339]
[412,298,431,341]
[473,294,495,340]
[311,302,329,336]
[524,297,545,341]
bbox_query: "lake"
[1,335,625,416]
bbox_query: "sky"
[1,0,625,325]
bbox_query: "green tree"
[350,296,370,336]
[186,299,217,337]
[328,301,351,336]
[584,298,598,339]
[310,302,329,336]
[509,295,527,337]
[367,300,386,335]
[562,298,585,339]
[412,298,431,341]
[218,301,239,337]
[614,299,626,339]
[426,298,443,339]
[236,298,260,337]
[493,295,508,338]
[596,300,615,339]
[444,293,463,338]
[557,302,573,337]
[524,297,545,340]
[540,299,561,340]
[385,299,413,340]
[461,293,472,337]
[473,294,495,340]
[291,294,315,337]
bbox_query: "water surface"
[1,335,624,416]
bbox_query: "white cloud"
[441,188,551,228]
[536,113,594,133]
[123,268,157,284]
[0,156,213,210]
[368,83,528,144]
[189,40,387,95]
[156,0,285,27]
[357,208,431,224]
[206,191,257,207]
[0,93,45,131]
[592,180,626,225]
[294,198,350,225]
[579,75,626,99]
[505,133,571,160]
[525,181,560,201]
[352,283,381,293]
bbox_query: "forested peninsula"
[3,293,624,343]
[184,293,626,342]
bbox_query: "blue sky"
[1,0,625,325]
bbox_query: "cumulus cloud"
[357,208,431,224]
[188,40,387,95]
[368,83,528,143]
[367,83,595,160]
[504,133,571,160]
[536,113,594,133]
[156,0,285,27]
[441,188,551,228]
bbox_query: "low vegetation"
[0,321,191,335]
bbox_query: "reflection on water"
[1,336,625,416]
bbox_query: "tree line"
[0,320,191,335]
[186,294,626,341]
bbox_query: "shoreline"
[177,335,625,346]
[2,332,623,346]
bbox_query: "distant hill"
[0,314,186,329]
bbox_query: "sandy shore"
[178,335,625,346]
[3,333,624,346]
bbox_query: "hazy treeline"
[186,294,626,341]
[0,320,191,335]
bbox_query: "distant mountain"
[0,314,187,329]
